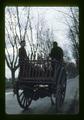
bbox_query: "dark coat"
[19,47,28,66]
[50,46,63,62]
[19,47,28,79]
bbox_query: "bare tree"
[35,16,54,59]
[5,7,19,84]
[25,10,54,60]
[5,7,30,84]
[54,7,79,66]
[68,7,79,61]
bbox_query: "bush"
[66,62,78,79]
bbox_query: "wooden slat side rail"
[19,59,64,82]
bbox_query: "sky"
[5,6,79,79]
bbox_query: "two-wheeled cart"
[13,60,67,111]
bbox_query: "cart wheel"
[56,68,67,111]
[16,88,32,109]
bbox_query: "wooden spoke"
[19,91,23,97]
[16,89,32,109]
[20,94,25,104]
[22,96,26,106]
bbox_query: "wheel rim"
[56,69,67,110]
[50,92,56,105]
[16,89,32,109]
[61,71,67,104]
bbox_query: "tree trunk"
[11,69,15,85]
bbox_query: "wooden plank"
[18,80,56,84]
[21,77,53,80]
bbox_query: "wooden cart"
[13,59,67,111]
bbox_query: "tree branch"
[16,7,22,41]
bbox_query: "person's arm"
[62,50,64,57]
[23,49,29,61]
[61,49,63,58]
[59,47,64,61]
[49,49,53,58]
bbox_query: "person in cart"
[19,40,29,79]
[49,41,63,62]
[49,41,64,71]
